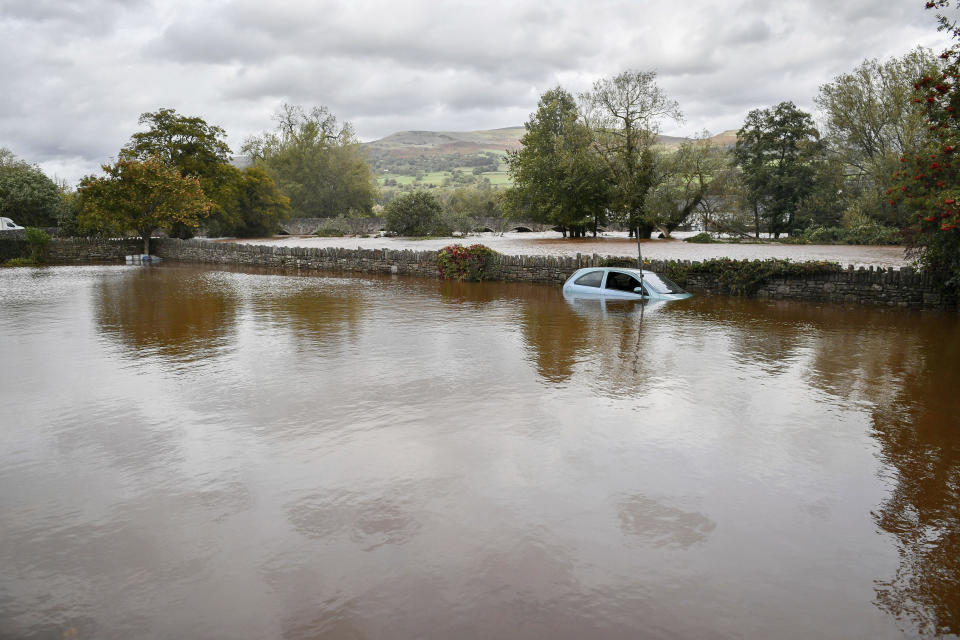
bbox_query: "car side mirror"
[633,286,648,297]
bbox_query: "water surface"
[0,264,957,639]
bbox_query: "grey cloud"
[1,0,952,184]
[721,19,772,45]
[0,0,146,36]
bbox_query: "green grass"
[483,171,513,186]
[379,169,513,189]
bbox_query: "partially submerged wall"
[1,236,956,311]
[153,239,956,311]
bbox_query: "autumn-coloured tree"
[889,1,960,289]
[77,156,213,253]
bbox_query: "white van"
[0,217,25,230]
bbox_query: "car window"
[604,271,641,292]
[642,272,686,294]
[574,271,604,288]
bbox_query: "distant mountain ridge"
[361,127,738,186]
[362,127,736,162]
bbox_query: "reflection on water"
[0,264,958,639]
[96,268,239,362]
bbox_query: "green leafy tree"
[384,190,446,236]
[817,48,943,228]
[121,108,233,238]
[889,1,960,290]
[648,133,732,236]
[122,108,231,177]
[0,147,67,227]
[733,102,825,237]
[77,156,213,253]
[580,70,683,246]
[203,165,292,237]
[506,87,610,238]
[243,104,378,218]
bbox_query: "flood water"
[1,264,958,639]
[229,231,911,268]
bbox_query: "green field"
[378,169,513,189]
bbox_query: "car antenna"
[636,226,643,277]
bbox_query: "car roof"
[577,266,649,276]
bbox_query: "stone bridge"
[279,217,551,235]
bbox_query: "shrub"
[24,227,50,263]
[3,257,35,267]
[785,223,901,246]
[385,191,447,236]
[436,244,500,281]
[684,232,718,243]
[664,258,842,295]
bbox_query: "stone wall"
[2,236,956,311]
[45,237,143,262]
[0,235,142,263]
[153,239,957,311]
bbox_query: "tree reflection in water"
[668,298,960,635]
[868,320,960,636]
[522,292,960,634]
[96,266,239,361]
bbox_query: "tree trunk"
[141,232,151,255]
[753,202,761,239]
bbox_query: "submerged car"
[0,217,24,230]
[562,267,692,301]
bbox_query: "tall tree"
[77,157,213,253]
[122,108,231,178]
[889,1,960,291]
[733,102,825,237]
[243,104,378,218]
[203,165,292,238]
[506,87,610,237]
[648,133,732,236]
[0,147,67,227]
[121,108,234,238]
[580,70,683,251]
[817,48,943,227]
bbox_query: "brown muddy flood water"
[1,264,958,639]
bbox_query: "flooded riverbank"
[224,231,911,268]
[1,264,957,639]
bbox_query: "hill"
[362,127,738,192]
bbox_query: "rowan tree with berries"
[890,1,960,289]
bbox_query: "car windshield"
[642,272,687,294]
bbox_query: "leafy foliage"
[684,232,719,243]
[436,244,500,281]
[24,227,50,263]
[505,87,609,237]
[817,48,942,229]
[888,1,960,290]
[122,108,231,178]
[244,104,378,219]
[77,156,213,253]
[733,102,825,238]
[581,70,683,237]
[384,190,446,236]
[597,256,639,267]
[664,258,842,295]
[0,148,67,227]
[203,165,291,237]
[649,133,732,235]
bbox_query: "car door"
[602,270,644,299]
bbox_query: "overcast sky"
[0,0,951,184]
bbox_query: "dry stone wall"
[2,236,956,311]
